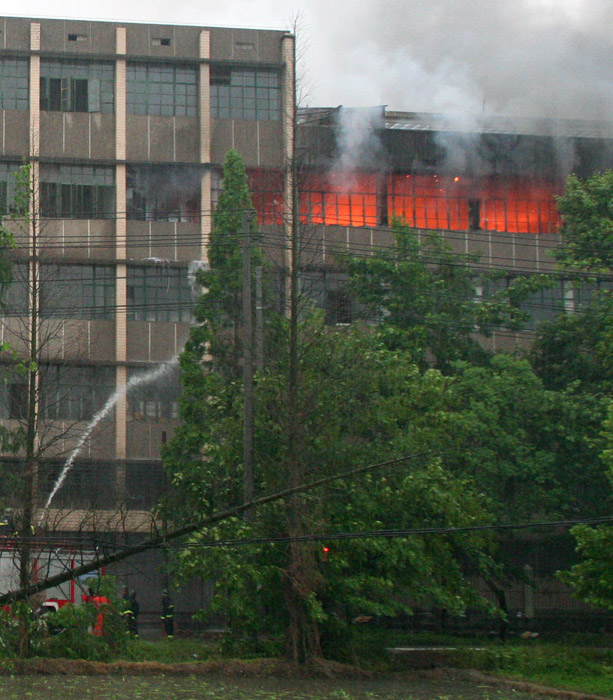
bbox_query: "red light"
[454,176,460,182]
[322,546,329,562]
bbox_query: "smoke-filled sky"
[11,0,613,120]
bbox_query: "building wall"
[0,16,293,518]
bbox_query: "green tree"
[440,355,610,522]
[168,323,498,658]
[553,171,613,273]
[162,153,500,658]
[531,170,613,393]
[542,171,613,609]
[344,218,531,371]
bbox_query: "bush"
[41,600,127,661]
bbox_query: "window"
[39,461,116,509]
[40,60,114,113]
[300,172,378,227]
[210,66,280,120]
[152,38,171,46]
[127,265,194,322]
[0,58,28,111]
[0,163,25,216]
[300,271,356,325]
[126,462,165,508]
[40,264,116,320]
[0,365,113,421]
[128,365,181,421]
[325,289,353,325]
[126,63,198,117]
[8,381,27,419]
[40,164,114,219]
[40,366,114,421]
[483,276,567,329]
[127,165,201,222]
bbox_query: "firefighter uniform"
[161,589,174,639]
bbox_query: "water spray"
[39,355,179,523]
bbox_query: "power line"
[3,514,612,553]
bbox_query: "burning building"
[0,15,611,629]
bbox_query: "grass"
[4,625,613,697]
[0,674,560,699]
[122,637,222,663]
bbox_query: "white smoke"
[14,0,613,120]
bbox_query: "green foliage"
[344,218,528,371]
[42,602,122,661]
[440,355,610,520]
[122,637,221,662]
[167,322,499,653]
[548,172,613,609]
[555,170,613,273]
[532,170,613,393]
[191,148,262,380]
[558,524,613,610]
[531,293,613,393]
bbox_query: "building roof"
[299,106,613,139]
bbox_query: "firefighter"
[129,590,140,638]
[83,587,108,637]
[121,588,139,637]
[161,589,174,639]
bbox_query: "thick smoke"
[335,106,385,173]
[303,0,613,122]
[16,0,613,122]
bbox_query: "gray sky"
[11,0,613,120]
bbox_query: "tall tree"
[166,322,498,658]
[344,218,532,371]
[162,153,500,660]
[540,170,613,610]
[531,170,613,393]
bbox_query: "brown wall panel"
[175,224,202,262]
[145,221,175,261]
[1,111,29,156]
[39,20,116,55]
[57,220,115,261]
[89,321,116,360]
[3,18,30,50]
[89,114,116,160]
[126,115,150,160]
[148,118,176,162]
[40,112,64,155]
[174,117,200,163]
[210,27,284,63]
[126,320,149,361]
[127,221,151,261]
[125,24,200,59]
[231,120,258,166]
[150,321,179,362]
[257,120,283,166]
[126,420,176,459]
[210,119,233,163]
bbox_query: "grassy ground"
[3,629,613,697]
[113,632,613,697]
[0,673,562,699]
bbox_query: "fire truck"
[0,516,99,616]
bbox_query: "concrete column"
[29,23,40,158]
[199,30,211,264]
[115,27,128,502]
[281,33,296,316]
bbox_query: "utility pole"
[255,265,264,374]
[242,209,254,519]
